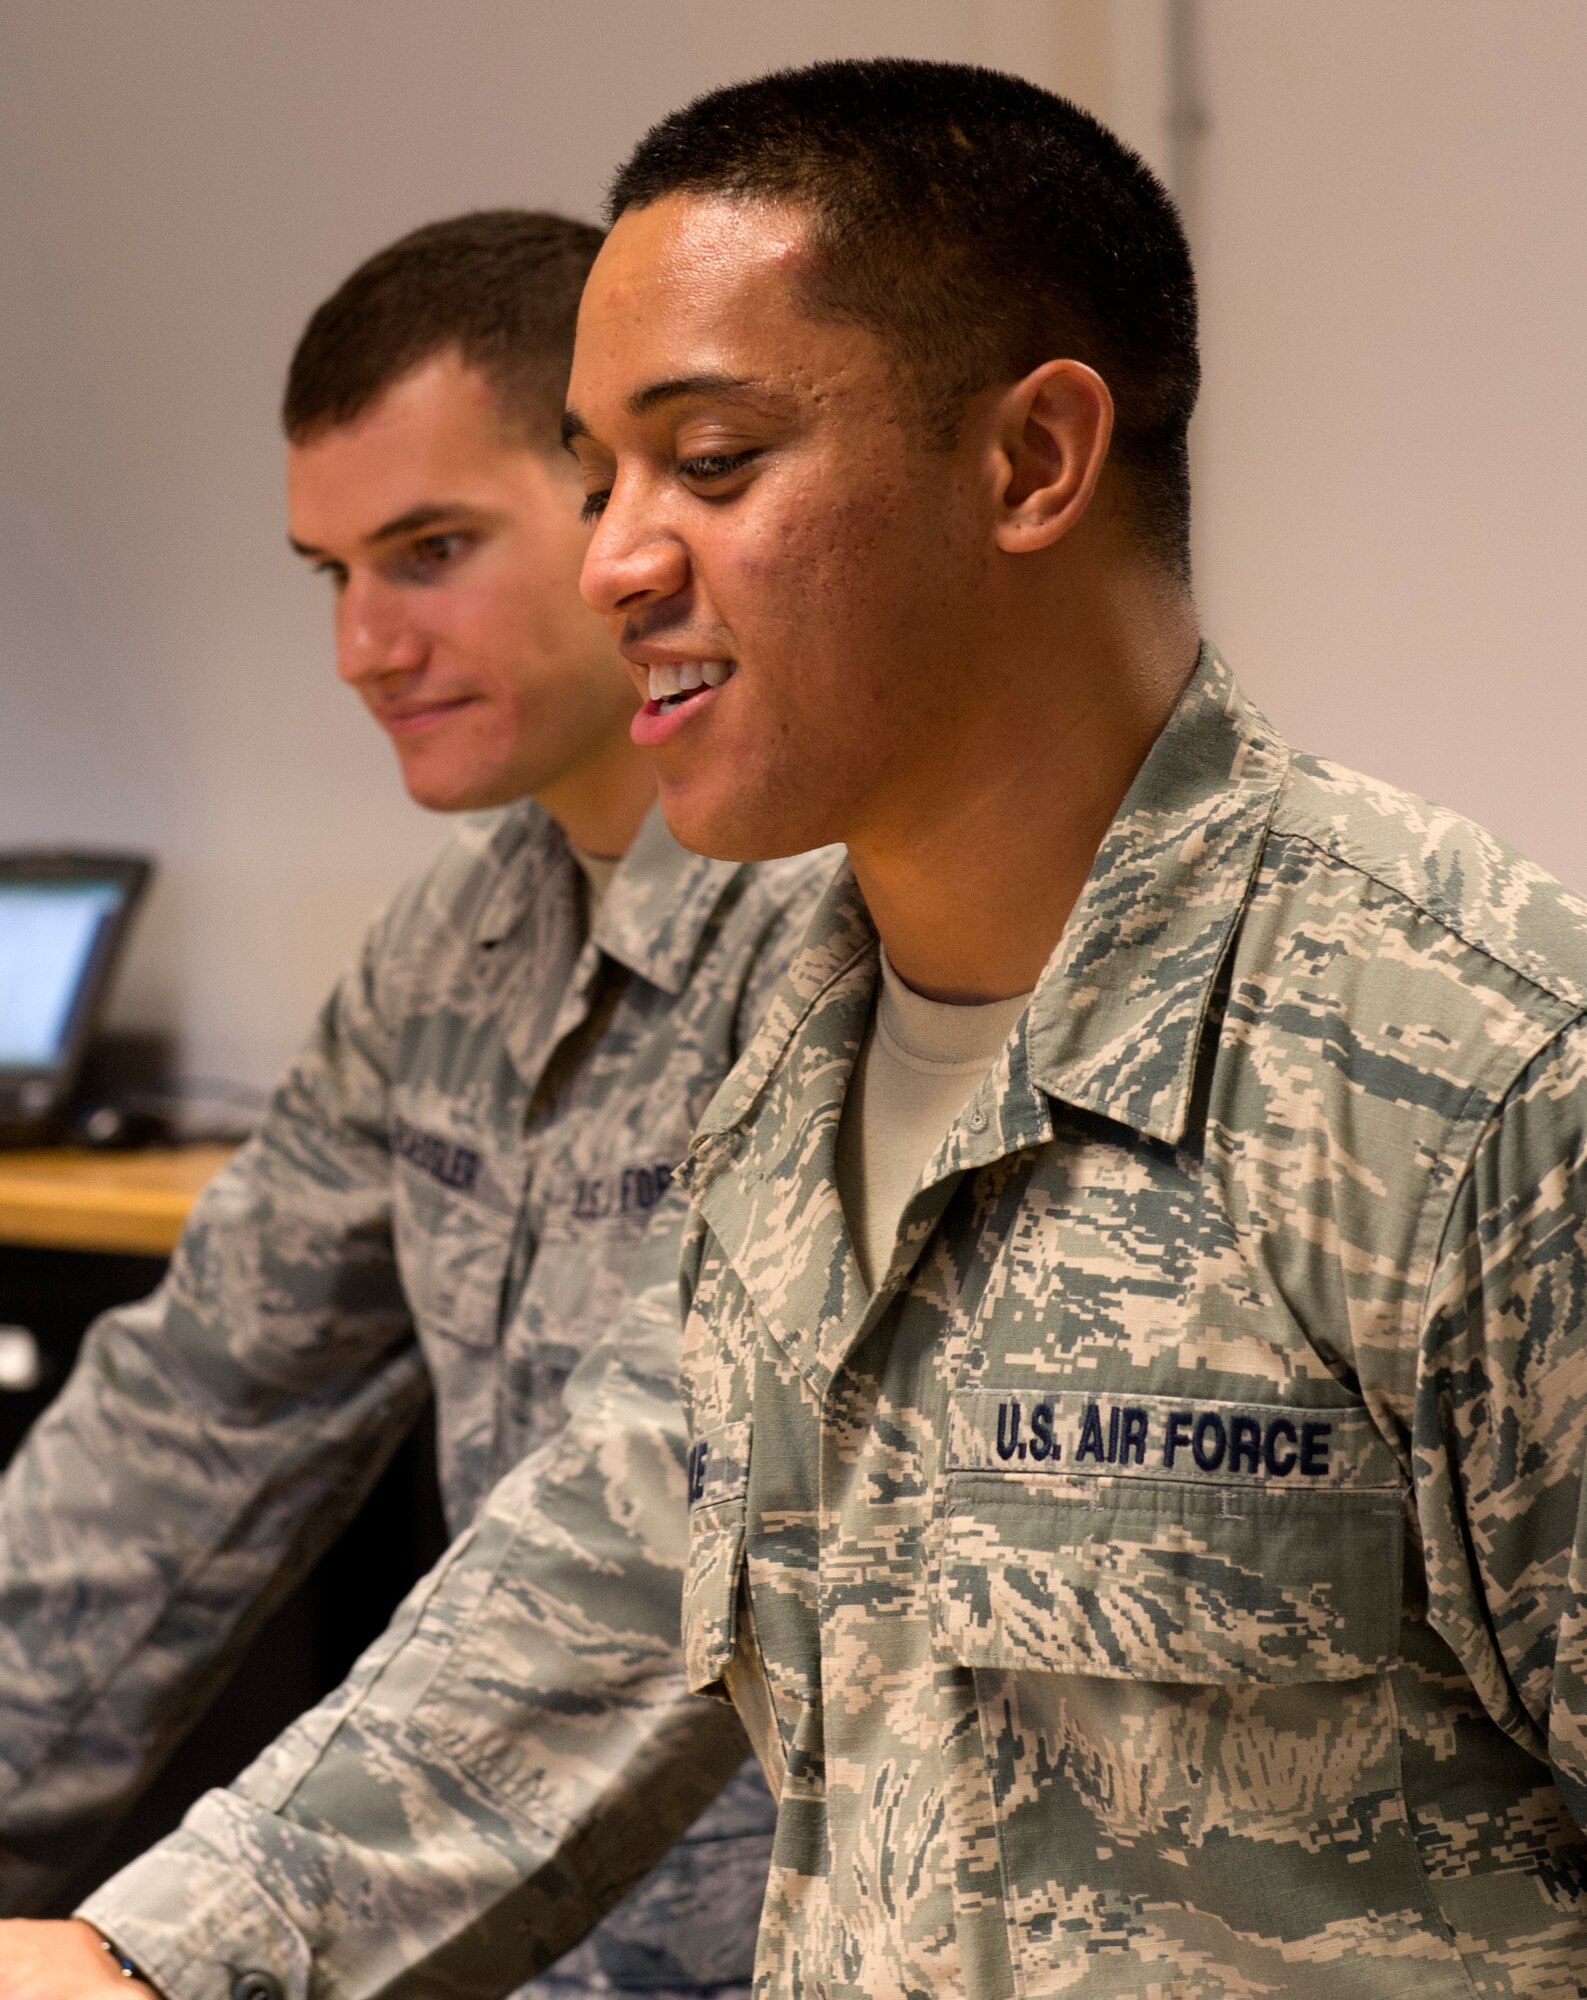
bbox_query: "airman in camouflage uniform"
[564,59,1587,2000]
[0,798,832,1996]
[0,210,840,1999]
[676,647,1587,1997]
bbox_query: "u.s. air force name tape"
[947,1388,1401,1491]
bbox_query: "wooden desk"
[0,1145,235,1257]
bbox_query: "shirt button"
[967,1107,988,1133]
[231,1975,284,2000]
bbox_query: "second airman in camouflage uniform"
[0,213,838,1999]
[32,799,829,1997]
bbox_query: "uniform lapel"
[1024,646,1289,1147]
[478,800,746,1105]
[471,804,590,1107]
[590,802,743,997]
[686,872,878,1398]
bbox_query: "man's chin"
[655,772,816,864]
[397,754,523,816]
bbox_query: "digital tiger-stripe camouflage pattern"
[676,645,1587,1997]
[0,800,835,1998]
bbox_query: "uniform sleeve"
[79,1206,750,2000]
[1413,1012,1587,1822]
[0,914,427,1911]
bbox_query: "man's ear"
[989,359,1114,555]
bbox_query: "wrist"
[74,1921,154,1992]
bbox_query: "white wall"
[2,2,1583,1091]
[1191,1,1587,889]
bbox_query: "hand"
[0,1920,158,1997]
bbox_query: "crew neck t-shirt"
[835,950,1031,1290]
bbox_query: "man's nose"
[579,483,690,619]
[335,573,425,684]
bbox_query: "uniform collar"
[688,865,874,1155]
[691,645,1287,1161]
[474,797,741,996]
[590,801,743,994]
[1024,644,1288,1146]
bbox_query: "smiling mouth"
[644,660,735,713]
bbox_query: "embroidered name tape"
[948,1388,1400,1492]
[571,1160,675,1222]
[391,1114,482,1195]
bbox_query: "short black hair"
[283,209,605,449]
[608,61,1199,577]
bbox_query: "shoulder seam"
[1415,1008,1587,1338]
[1268,825,1587,1016]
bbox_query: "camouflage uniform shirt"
[676,648,1587,1998]
[0,800,834,1997]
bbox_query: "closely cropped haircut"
[608,61,1199,576]
[283,209,605,450]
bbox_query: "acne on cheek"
[752,466,907,567]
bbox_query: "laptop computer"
[0,851,153,1146]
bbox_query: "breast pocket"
[930,1441,1467,1995]
[392,1159,514,1352]
[936,1472,1404,1686]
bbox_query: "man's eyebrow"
[560,373,767,452]
[288,502,486,560]
[630,372,756,415]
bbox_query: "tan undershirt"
[836,950,1031,1291]
[570,844,621,923]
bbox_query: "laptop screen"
[0,880,128,1069]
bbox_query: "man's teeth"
[647,661,733,704]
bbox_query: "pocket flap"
[936,1475,1404,1686]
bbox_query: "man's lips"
[375,694,478,737]
[629,666,733,750]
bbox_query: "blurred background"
[3,0,1585,1098]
